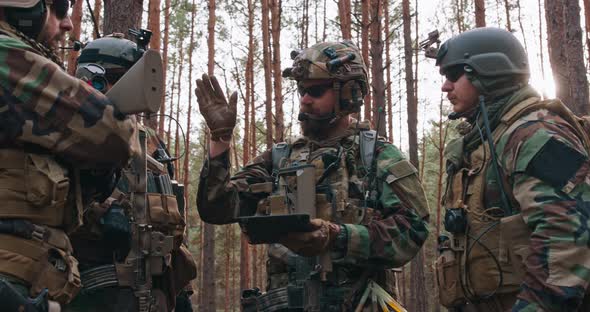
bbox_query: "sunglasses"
[51,0,72,20]
[297,83,332,98]
[444,65,465,83]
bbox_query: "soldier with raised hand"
[64,34,197,312]
[0,0,137,311]
[196,41,430,311]
[432,27,590,311]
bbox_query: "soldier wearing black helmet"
[0,1,137,311]
[196,40,430,311]
[432,27,590,311]
[63,34,197,312]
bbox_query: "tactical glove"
[195,73,238,141]
[279,219,341,257]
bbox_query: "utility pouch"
[435,242,466,308]
[0,227,81,304]
[148,193,184,247]
[0,150,70,227]
[25,154,70,211]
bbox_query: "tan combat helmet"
[0,0,75,40]
[283,41,369,117]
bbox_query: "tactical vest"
[0,148,82,304]
[437,97,590,309]
[73,127,195,308]
[257,132,393,311]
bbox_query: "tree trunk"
[545,0,589,115]
[338,0,352,40]
[370,0,385,135]
[93,0,102,39]
[361,0,371,121]
[174,41,184,180]
[262,0,274,149]
[584,0,590,68]
[225,226,231,312]
[271,0,284,142]
[66,0,83,75]
[202,0,217,310]
[323,0,327,41]
[103,0,143,35]
[166,53,176,150]
[147,0,161,131]
[504,0,512,31]
[384,0,393,142]
[160,0,172,138]
[475,0,486,27]
[538,0,546,98]
[252,245,258,288]
[402,0,418,168]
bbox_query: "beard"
[300,115,347,141]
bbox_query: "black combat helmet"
[77,34,144,84]
[436,27,529,78]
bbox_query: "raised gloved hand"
[195,73,238,141]
[279,219,341,257]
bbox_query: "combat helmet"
[77,33,145,84]
[436,27,529,78]
[0,0,74,40]
[283,41,368,118]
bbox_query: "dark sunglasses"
[444,65,465,83]
[51,0,72,20]
[297,83,332,98]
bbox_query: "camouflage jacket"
[451,94,590,311]
[0,22,137,168]
[197,125,430,270]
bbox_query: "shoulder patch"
[526,137,587,189]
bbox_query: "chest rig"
[257,131,379,312]
[436,97,590,308]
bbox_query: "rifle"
[104,31,171,311]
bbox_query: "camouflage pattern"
[493,100,590,311]
[442,94,590,311]
[283,41,368,116]
[0,23,138,167]
[197,123,430,309]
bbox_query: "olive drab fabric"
[438,95,590,311]
[197,121,429,310]
[0,19,136,304]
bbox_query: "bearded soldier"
[64,34,197,312]
[433,27,590,311]
[196,41,430,311]
[0,1,137,311]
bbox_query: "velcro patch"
[385,160,418,184]
[526,137,587,190]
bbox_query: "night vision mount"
[420,30,440,59]
[129,28,153,52]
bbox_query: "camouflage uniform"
[198,120,430,310]
[0,18,137,307]
[434,27,590,312]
